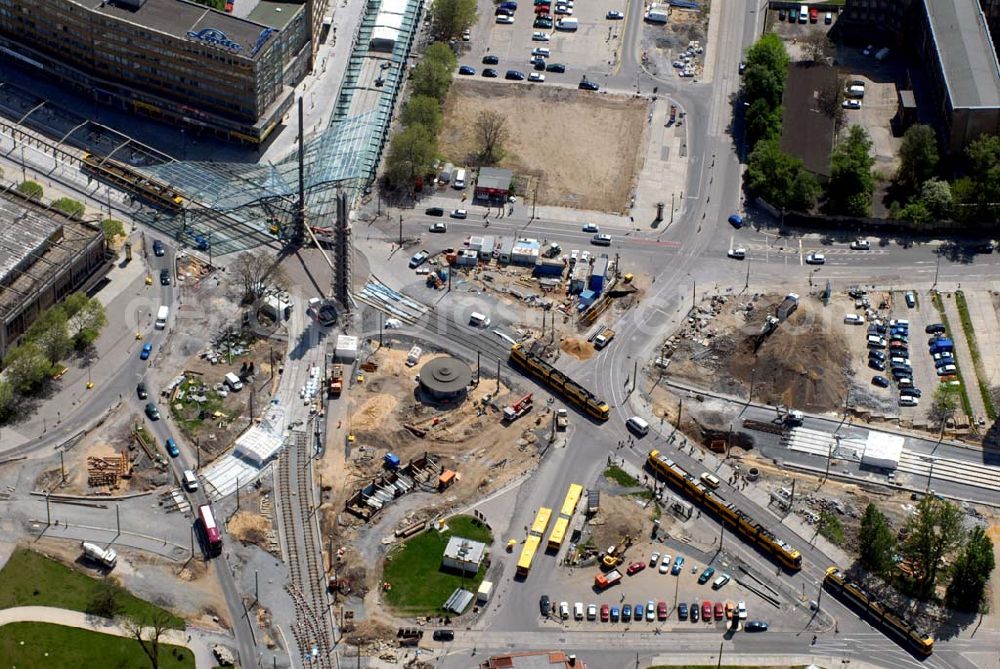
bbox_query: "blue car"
[678,603,688,620]
[610,606,620,622]
[458,65,476,75]
[698,566,716,584]
[634,603,644,620]
[140,343,153,360]
[622,604,631,620]
[671,555,685,575]
[728,214,744,228]
[165,438,180,458]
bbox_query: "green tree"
[946,525,996,612]
[858,503,897,577]
[384,125,437,189]
[827,125,875,216]
[742,65,786,109]
[474,110,510,165]
[26,306,71,366]
[429,0,477,41]
[746,138,817,210]
[0,379,14,422]
[401,95,444,136]
[744,97,782,148]
[17,180,43,200]
[899,200,931,224]
[101,218,126,242]
[4,342,51,393]
[66,295,107,350]
[425,42,459,71]
[818,511,845,546]
[411,59,454,103]
[953,134,1000,223]
[930,384,960,426]
[895,125,939,195]
[902,496,965,599]
[744,32,790,75]
[918,178,953,221]
[52,197,85,219]
[87,578,124,618]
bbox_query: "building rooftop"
[246,0,302,31]
[923,0,1000,108]
[90,0,277,60]
[443,536,486,564]
[0,200,61,284]
[477,167,514,191]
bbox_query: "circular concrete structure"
[419,356,472,401]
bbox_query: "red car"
[534,4,550,12]
[702,601,712,620]
[626,561,646,576]
[809,7,818,22]
[714,602,724,620]
[600,604,610,622]
[657,601,668,620]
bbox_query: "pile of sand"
[561,338,595,361]
[352,394,398,431]
[228,511,271,546]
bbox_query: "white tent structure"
[862,431,904,470]
[234,426,284,467]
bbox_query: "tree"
[816,77,845,123]
[66,295,108,350]
[87,578,124,619]
[946,525,996,612]
[123,608,174,669]
[858,503,897,577]
[429,0,477,41]
[918,178,953,220]
[4,342,51,393]
[401,95,444,135]
[411,59,454,103]
[744,33,789,75]
[744,97,782,149]
[745,138,817,210]
[901,496,965,599]
[742,65,786,109]
[953,134,1000,223]
[425,42,459,71]
[930,384,960,426]
[898,200,931,224]
[801,29,834,63]
[52,197,85,219]
[101,218,126,243]
[0,379,14,422]
[474,110,510,165]
[818,511,845,546]
[827,124,875,216]
[384,124,437,189]
[895,125,939,195]
[17,180,43,200]
[26,306,71,367]
[231,252,285,304]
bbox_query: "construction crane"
[502,393,534,423]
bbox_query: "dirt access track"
[439,81,649,213]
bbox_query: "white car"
[805,251,826,264]
[532,31,551,41]
[559,601,569,619]
[462,29,471,41]
[659,554,672,573]
[496,14,514,23]
[532,47,550,57]
[649,551,660,567]
[528,72,545,82]
[737,601,747,620]
[450,208,467,219]
[429,222,447,232]
[727,247,746,259]
[842,99,862,110]
[646,600,655,621]
[899,395,919,407]
[607,10,624,19]
[850,239,870,250]
[582,223,599,233]
[554,5,573,14]
[586,603,597,620]
[591,233,612,246]
[573,602,584,620]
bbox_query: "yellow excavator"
[601,534,634,569]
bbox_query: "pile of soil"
[561,338,595,361]
[352,395,398,431]
[228,511,271,546]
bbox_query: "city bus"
[516,535,541,577]
[197,504,223,557]
[547,517,569,552]
[559,483,583,518]
[530,507,552,538]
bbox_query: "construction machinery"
[328,364,343,397]
[502,393,534,422]
[594,568,622,590]
[601,534,633,569]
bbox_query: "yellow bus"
[559,483,583,519]
[530,507,553,538]
[547,517,569,551]
[517,535,541,576]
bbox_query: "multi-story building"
[839,0,1000,156]
[0,0,317,143]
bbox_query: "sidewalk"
[940,294,988,421]
[0,605,226,669]
[961,290,1000,389]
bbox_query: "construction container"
[384,453,401,470]
[336,335,359,361]
[589,257,609,293]
[533,259,566,278]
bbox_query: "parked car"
[528,72,546,82]
[678,603,688,620]
[925,323,946,334]
[165,438,180,457]
[690,602,700,622]
[659,553,671,573]
[905,291,917,308]
[622,604,632,620]
[533,16,553,28]
[899,395,919,407]
[408,250,430,268]
[728,247,747,259]
[587,603,597,620]
[483,54,500,65]
[727,214,744,228]
[872,375,890,388]
[745,620,769,632]
[712,574,731,589]
[714,602,724,620]
[649,551,660,567]
[657,601,668,620]
[698,566,716,584]
[496,14,514,23]
[545,62,566,73]
[559,601,569,619]
[140,343,153,360]
[136,382,148,399]
[627,561,646,576]
[805,251,826,264]
[610,606,620,622]
[432,629,455,641]
[600,604,610,621]
[702,601,712,620]
[901,387,923,398]
[458,65,476,75]
[425,207,444,216]
[540,595,551,615]
[633,602,644,621]
[159,268,171,285]
[606,10,624,18]
[482,68,499,77]
[505,69,525,80]
[869,359,886,371]
[671,555,685,575]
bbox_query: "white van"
[700,472,721,489]
[453,168,466,189]
[224,372,243,391]
[844,314,864,325]
[799,4,808,22]
[626,416,650,437]
[470,312,491,327]
[573,602,584,620]
[155,305,169,329]
[182,470,198,492]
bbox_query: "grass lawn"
[0,549,185,630]
[0,622,193,669]
[604,465,639,487]
[383,515,493,617]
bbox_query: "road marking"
[799,239,803,266]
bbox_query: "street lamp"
[923,456,938,494]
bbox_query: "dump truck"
[594,569,622,590]
[594,329,616,350]
[503,393,534,422]
[328,365,343,396]
[82,541,117,569]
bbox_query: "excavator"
[601,534,634,569]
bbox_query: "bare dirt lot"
[439,81,648,212]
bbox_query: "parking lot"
[457,0,628,85]
[535,539,780,630]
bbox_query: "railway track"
[277,429,333,668]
